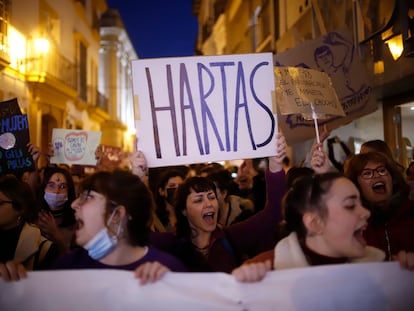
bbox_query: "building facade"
[193,0,414,167]
[0,0,136,167]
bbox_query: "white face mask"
[83,210,122,260]
[44,192,68,210]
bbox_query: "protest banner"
[50,129,101,166]
[275,29,377,144]
[0,262,413,311]
[132,53,277,167]
[0,98,35,176]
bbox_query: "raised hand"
[268,132,287,173]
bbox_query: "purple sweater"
[150,169,286,273]
[50,246,187,272]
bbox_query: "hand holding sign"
[129,138,148,179]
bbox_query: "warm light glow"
[386,34,404,60]
[34,38,50,54]
[8,26,26,69]
[373,60,384,75]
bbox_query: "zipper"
[384,223,391,260]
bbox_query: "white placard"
[50,129,101,165]
[0,262,413,311]
[132,53,277,167]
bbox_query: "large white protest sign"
[50,129,101,165]
[132,53,277,167]
[0,262,413,311]
[275,29,377,144]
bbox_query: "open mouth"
[372,182,386,194]
[202,211,216,226]
[75,217,84,231]
[353,225,367,246]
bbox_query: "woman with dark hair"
[204,168,254,227]
[36,166,77,254]
[343,151,414,260]
[152,168,185,232]
[233,173,413,282]
[0,175,59,280]
[148,133,288,272]
[1,169,186,283]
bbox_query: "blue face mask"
[83,211,121,260]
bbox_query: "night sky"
[106,0,199,59]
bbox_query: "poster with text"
[275,29,377,144]
[275,66,345,119]
[0,113,34,176]
[50,129,101,166]
[132,53,277,167]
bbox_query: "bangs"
[188,177,216,193]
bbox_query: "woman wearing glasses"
[36,166,77,255]
[344,151,414,260]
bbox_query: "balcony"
[24,50,77,95]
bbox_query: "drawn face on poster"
[275,29,377,144]
[50,129,101,166]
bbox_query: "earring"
[17,216,22,225]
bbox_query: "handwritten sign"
[275,29,376,144]
[0,113,34,175]
[0,262,413,310]
[132,53,277,167]
[275,66,345,119]
[50,129,101,165]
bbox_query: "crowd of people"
[1,130,413,287]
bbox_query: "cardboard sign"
[132,53,277,167]
[96,144,127,170]
[50,129,101,166]
[0,114,34,175]
[0,262,413,310]
[275,66,345,119]
[275,29,376,144]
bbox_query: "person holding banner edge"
[232,171,414,283]
[0,169,187,284]
[131,132,287,273]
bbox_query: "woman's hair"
[360,140,406,173]
[154,168,185,227]
[79,169,154,246]
[283,172,343,240]
[174,176,217,239]
[39,166,76,226]
[343,151,407,200]
[0,174,35,223]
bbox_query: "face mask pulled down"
[83,210,122,260]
